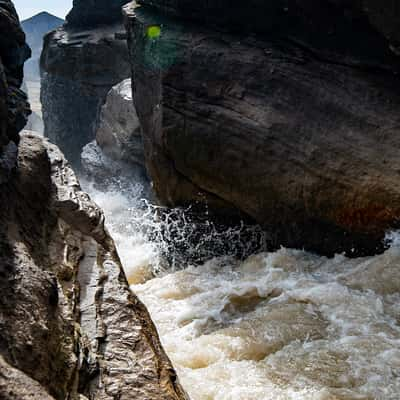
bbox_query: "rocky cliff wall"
[1,133,188,400]
[0,0,30,184]
[1,2,187,399]
[41,0,131,167]
[124,1,400,255]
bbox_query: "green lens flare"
[147,25,161,39]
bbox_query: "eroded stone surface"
[41,23,130,166]
[124,2,400,255]
[1,133,189,399]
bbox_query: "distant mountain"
[22,12,64,80]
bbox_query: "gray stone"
[96,79,144,167]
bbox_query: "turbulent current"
[83,180,400,400]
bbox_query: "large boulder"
[41,23,130,166]
[80,79,148,190]
[96,79,144,166]
[124,1,400,255]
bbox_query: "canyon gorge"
[1,0,400,399]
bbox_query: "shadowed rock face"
[41,23,130,166]
[0,0,30,184]
[138,0,400,52]
[40,1,135,167]
[124,1,400,255]
[1,2,188,399]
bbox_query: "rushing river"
[83,179,400,400]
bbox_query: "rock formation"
[41,0,131,166]
[1,2,187,399]
[1,132,188,400]
[96,79,144,167]
[0,0,30,184]
[67,0,132,27]
[81,79,148,186]
[124,0,400,255]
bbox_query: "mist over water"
[81,177,268,276]
[82,178,400,400]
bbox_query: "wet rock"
[80,79,149,191]
[81,140,149,192]
[124,1,400,256]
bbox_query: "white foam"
[84,181,400,400]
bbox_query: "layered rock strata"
[124,1,400,255]
[41,1,131,166]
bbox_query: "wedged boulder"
[124,2,400,255]
[96,79,144,167]
[40,23,130,166]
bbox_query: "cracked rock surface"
[0,132,188,400]
[125,1,400,256]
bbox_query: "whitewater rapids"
[85,181,400,400]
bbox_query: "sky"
[13,0,72,20]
